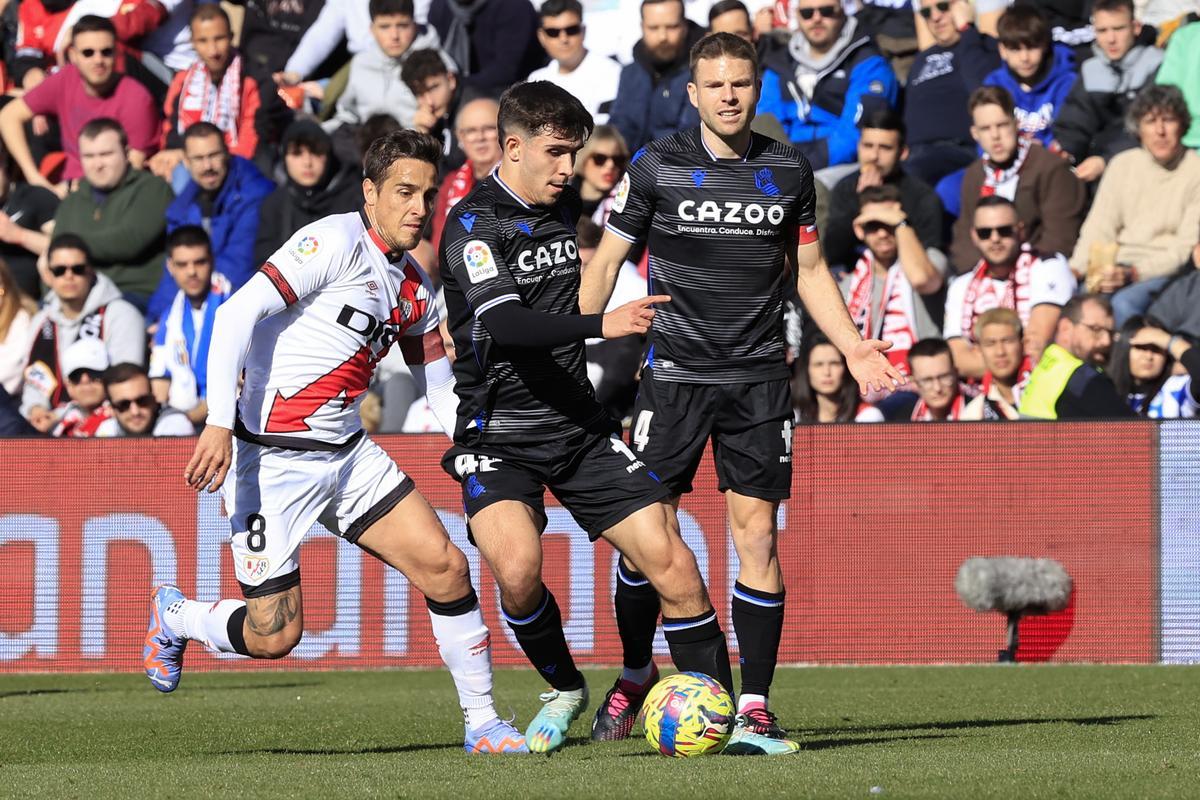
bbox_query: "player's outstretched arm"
[478,294,670,347]
[792,238,906,395]
[579,229,636,314]
[186,273,289,492]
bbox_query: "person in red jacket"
[150,4,263,180]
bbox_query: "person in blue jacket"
[607,0,705,153]
[145,122,276,322]
[757,0,899,171]
[983,5,1076,149]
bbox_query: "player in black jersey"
[581,33,905,754]
[439,80,740,755]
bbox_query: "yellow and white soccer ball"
[639,672,735,757]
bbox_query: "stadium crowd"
[0,0,1199,437]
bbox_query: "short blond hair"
[974,307,1022,341]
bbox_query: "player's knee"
[732,517,777,568]
[494,564,544,616]
[642,539,704,604]
[249,629,302,660]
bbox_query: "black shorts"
[441,429,671,541]
[630,370,793,501]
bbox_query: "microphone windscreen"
[955,557,1072,614]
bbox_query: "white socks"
[428,596,499,730]
[166,598,246,654]
[737,692,768,714]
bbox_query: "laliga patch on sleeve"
[463,240,499,283]
[868,80,884,94]
[612,173,631,213]
[289,234,321,265]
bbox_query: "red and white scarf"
[959,248,1039,344]
[845,251,917,375]
[974,356,1033,419]
[911,393,966,421]
[980,136,1031,200]
[176,53,244,147]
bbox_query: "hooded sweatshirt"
[20,272,146,415]
[984,43,1077,148]
[255,120,365,265]
[329,27,455,131]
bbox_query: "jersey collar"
[491,168,533,209]
[697,127,750,163]
[359,208,406,263]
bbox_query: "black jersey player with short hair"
[439,79,739,755]
[581,32,905,754]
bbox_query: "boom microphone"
[955,557,1072,662]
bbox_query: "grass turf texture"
[2,666,1197,799]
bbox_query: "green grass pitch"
[2,665,1198,799]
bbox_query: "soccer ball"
[640,671,735,757]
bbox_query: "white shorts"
[222,433,414,597]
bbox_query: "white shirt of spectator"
[527,50,622,124]
[96,405,195,437]
[943,249,1076,343]
[1137,374,1200,419]
[226,212,440,446]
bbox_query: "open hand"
[846,338,907,395]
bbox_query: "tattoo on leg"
[247,593,299,636]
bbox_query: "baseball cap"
[61,337,110,378]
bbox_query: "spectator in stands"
[430,97,500,254]
[0,16,160,194]
[572,125,630,221]
[0,385,37,436]
[331,0,455,133]
[1070,84,1200,326]
[255,120,365,266]
[982,5,1077,149]
[945,197,1076,378]
[0,261,36,395]
[20,235,145,433]
[402,49,465,172]
[757,0,899,172]
[51,337,112,437]
[903,0,1000,185]
[1108,316,1200,417]
[608,0,703,153]
[0,147,59,299]
[152,5,267,182]
[52,119,174,306]
[792,331,885,422]
[825,109,945,272]
[1053,0,1163,184]
[843,184,944,376]
[961,307,1027,419]
[708,0,755,42]
[428,0,543,95]
[950,87,1086,273]
[274,0,376,92]
[145,122,275,321]
[527,0,622,124]
[1019,294,1133,418]
[893,337,966,420]
[1156,20,1200,152]
[237,0,328,88]
[149,226,231,427]
[97,362,195,437]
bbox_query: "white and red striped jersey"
[232,211,439,447]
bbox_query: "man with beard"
[256,120,365,265]
[608,0,704,152]
[146,122,276,322]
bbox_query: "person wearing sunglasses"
[572,125,631,221]
[97,362,194,437]
[49,337,113,438]
[902,0,1000,186]
[757,0,898,171]
[1107,316,1200,419]
[20,234,145,433]
[1019,294,1133,419]
[943,195,1075,379]
[0,15,160,198]
[528,0,622,125]
[949,85,1085,274]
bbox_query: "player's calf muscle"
[245,587,303,658]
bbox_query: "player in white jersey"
[142,131,529,755]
